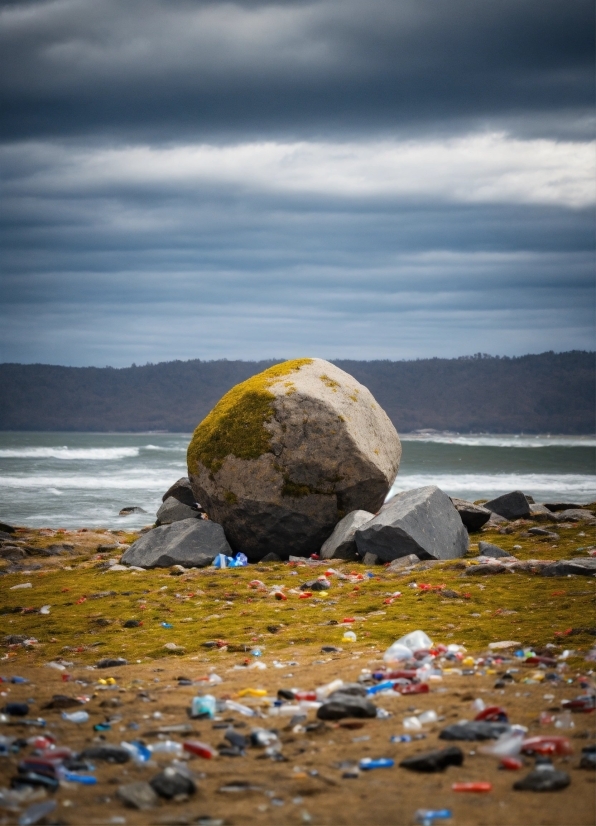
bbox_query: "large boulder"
[121,519,231,568]
[484,491,531,520]
[320,510,373,560]
[156,497,201,526]
[187,358,401,560]
[450,497,491,532]
[354,486,468,562]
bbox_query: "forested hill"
[0,352,594,434]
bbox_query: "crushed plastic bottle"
[415,809,452,826]
[183,740,217,759]
[191,694,217,719]
[480,725,527,758]
[452,782,492,793]
[120,740,151,763]
[521,736,573,756]
[61,711,89,723]
[18,800,57,826]
[149,740,183,756]
[223,699,256,717]
[359,757,394,770]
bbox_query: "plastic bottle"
[268,704,302,716]
[417,710,438,725]
[58,770,97,785]
[18,800,57,826]
[366,681,395,695]
[521,736,573,756]
[315,679,344,701]
[61,711,89,723]
[191,694,217,719]
[120,740,151,763]
[415,809,452,826]
[403,716,423,731]
[149,740,183,756]
[183,740,217,759]
[561,694,595,712]
[223,699,256,716]
[359,757,394,770]
[452,782,492,792]
[342,631,357,643]
[480,725,527,758]
[396,683,429,696]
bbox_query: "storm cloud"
[0,0,594,365]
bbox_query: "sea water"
[0,431,593,530]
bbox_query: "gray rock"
[386,553,420,571]
[540,558,596,577]
[465,563,512,575]
[161,477,201,509]
[527,527,559,539]
[320,510,373,560]
[484,491,531,520]
[118,781,159,810]
[0,522,16,534]
[121,518,231,569]
[362,552,380,565]
[156,497,201,526]
[450,498,491,532]
[119,506,147,516]
[478,541,511,558]
[188,358,401,561]
[529,503,557,521]
[484,511,508,527]
[354,486,468,562]
[552,509,595,523]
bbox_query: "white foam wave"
[388,472,596,501]
[401,433,596,448]
[0,447,140,460]
[0,473,170,490]
[143,444,185,451]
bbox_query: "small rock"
[543,502,585,512]
[439,722,510,741]
[0,522,16,534]
[465,564,511,576]
[150,767,196,799]
[117,780,159,810]
[484,490,531,520]
[552,509,595,524]
[386,553,420,571]
[316,694,377,720]
[43,695,84,710]
[119,507,148,516]
[513,767,570,791]
[96,657,128,668]
[540,559,596,577]
[399,746,464,773]
[362,552,380,565]
[477,541,511,558]
[123,619,142,628]
[260,552,282,562]
[450,498,491,532]
[320,510,374,561]
[527,527,560,539]
[80,745,130,763]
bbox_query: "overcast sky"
[1,0,594,366]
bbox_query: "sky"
[0,0,594,367]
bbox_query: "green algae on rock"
[187,358,401,561]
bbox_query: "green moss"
[320,374,340,391]
[187,358,313,473]
[223,490,238,504]
[281,479,314,498]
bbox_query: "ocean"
[0,431,594,530]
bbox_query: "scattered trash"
[452,781,492,792]
[359,757,395,770]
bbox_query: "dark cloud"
[0,0,593,141]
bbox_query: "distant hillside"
[0,352,594,434]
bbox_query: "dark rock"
[484,491,531,520]
[386,553,420,572]
[162,477,201,509]
[321,645,342,653]
[540,558,596,577]
[224,729,247,751]
[156,497,202,526]
[400,746,464,772]
[362,552,380,565]
[3,634,28,645]
[43,695,84,710]
[316,694,377,720]
[439,722,511,741]
[450,498,491,532]
[80,745,130,763]
[150,767,196,799]
[478,541,511,558]
[188,359,401,561]
[529,504,557,521]
[513,767,570,791]
[484,512,508,527]
[355,486,468,562]
[123,619,142,628]
[96,657,128,668]
[260,552,282,562]
[118,781,159,810]
[320,510,373,560]
[0,546,25,559]
[121,518,231,569]
[2,702,29,716]
[119,507,147,516]
[0,522,16,534]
